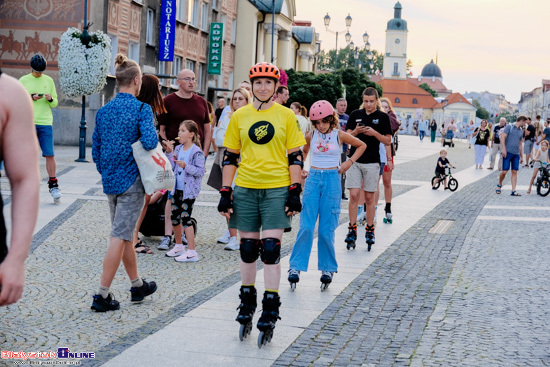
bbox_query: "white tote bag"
[132,141,175,195]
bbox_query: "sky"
[295,0,550,104]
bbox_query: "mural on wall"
[0,0,82,70]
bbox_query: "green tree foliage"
[318,48,383,73]
[340,68,383,112]
[285,68,382,116]
[285,69,343,112]
[418,83,438,97]
[472,99,490,120]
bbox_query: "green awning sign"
[208,23,223,75]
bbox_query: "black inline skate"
[320,271,334,292]
[236,286,257,341]
[288,269,300,291]
[365,224,375,251]
[345,223,357,250]
[257,291,281,348]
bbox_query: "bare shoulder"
[0,74,31,124]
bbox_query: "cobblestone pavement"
[274,161,549,366]
[4,137,544,366]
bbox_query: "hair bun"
[114,53,128,68]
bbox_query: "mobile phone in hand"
[38,94,44,96]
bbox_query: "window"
[129,42,140,63]
[220,13,227,36]
[412,98,418,104]
[188,0,200,27]
[231,19,237,44]
[108,34,118,75]
[228,72,234,91]
[177,0,187,22]
[201,2,209,31]
[198,63,205,92]
[158,61,167,85]
[212,0,218,9]
[146,8,155,45]
[395,98,400,103]
[186,59,196,73]
[393,62,399,75]
[171,56,182,87]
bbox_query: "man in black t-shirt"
[489,117,506,170]
[523,117,536,167]
[214,98,225,124]
[345,87,392,250]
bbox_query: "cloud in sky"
[296,0,550,103]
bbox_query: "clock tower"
[383,2,408,79]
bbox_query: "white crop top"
[310,129,341,168]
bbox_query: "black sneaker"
[130,279,157,302]
[91,293,120,312]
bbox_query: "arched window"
[395,98,400,103]
[413,98,418,104]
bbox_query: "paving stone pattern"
[274,173,499,366]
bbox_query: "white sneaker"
[165,244,186,257]
[217,229,231,244]
[224,237,240,251]
[175,250,199,262]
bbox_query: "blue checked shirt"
[92,93,158,194]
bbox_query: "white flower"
[58,27,111,97]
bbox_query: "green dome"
[387,2,407,31]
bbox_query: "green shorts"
[229,186,290,232]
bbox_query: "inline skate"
[236,286,257,341]
[320,271,334,292]
[288,269,300,291]
[257,291,281,348]
[365,224,375,251]
[345,223,357,250]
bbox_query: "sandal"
[510,191,521,197]
[496,184,502,194]
[134,241,153,254]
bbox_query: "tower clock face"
[395,38,401,44]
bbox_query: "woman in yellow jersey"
[218,62,305,347]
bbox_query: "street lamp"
[76,0,91,162]
[324,13,353,72]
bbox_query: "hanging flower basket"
[58,27,111,97]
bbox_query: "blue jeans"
[419,130,426,141]
[289,169,341,272]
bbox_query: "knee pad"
[260,238,281,265]
[240,238,261,263]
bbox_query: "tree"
[472,99,490,120]
[340,68,383,112]
[318,47,383,74]
[285,69,343,112]
[418,83,438,97]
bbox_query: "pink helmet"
[309,100,334,121]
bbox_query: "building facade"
[0,0,237,145]
[382,2,408,80]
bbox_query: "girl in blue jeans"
[288,100,365,290]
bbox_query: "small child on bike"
[433,149,456,190]
[527,140,549,194]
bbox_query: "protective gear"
[218,186,233,213]
[285,183,302,214]
[309,100,334,121]
[288,150,304,168]
[222,150,239,167]
[240,238,261,263]
[30,54,47,72]
[249,62,280,81]
[260,238,281,265]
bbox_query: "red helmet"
[309,100,334,120]
[249,62,280,81]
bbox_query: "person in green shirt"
[19,54,61,204]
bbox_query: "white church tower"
[383,2,408,79]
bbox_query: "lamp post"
[324,13,353,72]
[76,0,90,162]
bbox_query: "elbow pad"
[222,151,239,167]
[288,150,304,168]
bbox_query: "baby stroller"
[442,130,455,148]
[139,192,197,237]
